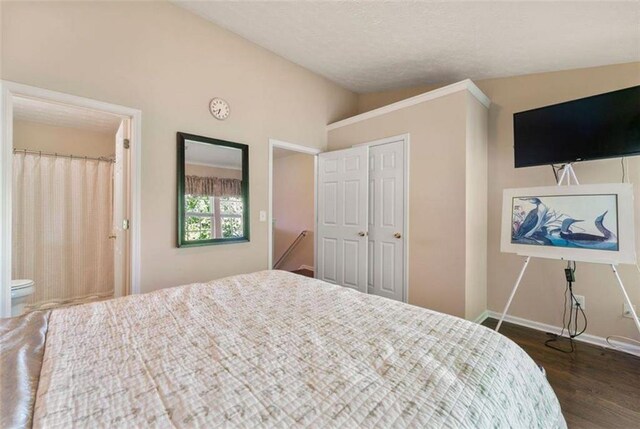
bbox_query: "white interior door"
[317,146,368,293]
[113,120,129,297]
[369,141,405,301]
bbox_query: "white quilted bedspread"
[34,270,565,428]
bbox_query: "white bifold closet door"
[368,141,404,302]
[317,146,369,293]
[317,140,405,302]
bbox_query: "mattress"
[32,270,566,428]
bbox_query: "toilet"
[11,279,35,317]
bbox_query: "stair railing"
[274,230,308,269]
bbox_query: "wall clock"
[209,98,230,120]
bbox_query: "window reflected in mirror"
[184,195,243,240]
[178,133,249,247]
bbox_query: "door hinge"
[122,219,130,230]
[123,138,130,149]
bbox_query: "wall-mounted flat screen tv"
[514,85,640,168]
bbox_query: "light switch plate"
[259,210,267,222]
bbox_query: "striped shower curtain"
[12,153,115,310]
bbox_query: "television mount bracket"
[495,163,640,351]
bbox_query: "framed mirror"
[177,132,249,247]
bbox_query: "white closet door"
[369,141,404,302]
[317,146,368,293]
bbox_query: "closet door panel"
[370,141,405,302]
[317,146,368,293]
[367,239,375,293]
[342,239,360,288]
[320,238,338,283]
[343,180,361,225]
[380,242,397,293]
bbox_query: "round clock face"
[209,98,230,120]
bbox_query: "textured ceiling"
[13,97,122,134]
[175,1,640,93]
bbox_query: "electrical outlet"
[623,302,637,319]
[573,295,586,310]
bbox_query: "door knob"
[358,231,368,237]
[394,232,402,239]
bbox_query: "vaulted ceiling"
[175,1,640,93]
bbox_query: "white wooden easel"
[495,164,640,338]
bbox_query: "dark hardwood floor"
[482,318,640,428]
[291,268,314,278]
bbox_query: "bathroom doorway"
[0,82,141,317]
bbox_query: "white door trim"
[353,134,410,303]
[0,80,142,317]
[267,139,320,271]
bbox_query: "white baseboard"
[482,310,640,357]
[299,265,314,271]
[473,310,490,324]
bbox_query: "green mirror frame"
[177,132,250,247]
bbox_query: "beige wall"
[272,153,315,271]
[482,63,640,340]
[1,1,358,293]
[185,164,242,180]
[358,83,444,114]
[13,120,115,158]
[358,62,640,339]
[328,91,486,318]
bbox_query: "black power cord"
[550,164,560,183]
[545,261,588,353]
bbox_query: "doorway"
[0,81,141,317]
[268,139,320,275]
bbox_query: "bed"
[1,270,565,428]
